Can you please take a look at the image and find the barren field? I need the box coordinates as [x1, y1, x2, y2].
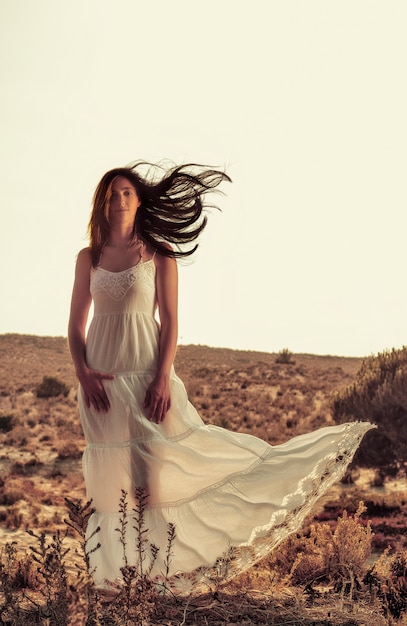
[1, 334, 406, 625]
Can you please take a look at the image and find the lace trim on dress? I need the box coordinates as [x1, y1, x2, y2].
[90, 260, 156, 301]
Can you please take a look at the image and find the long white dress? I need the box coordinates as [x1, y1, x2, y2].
[79, 258, 373, 593]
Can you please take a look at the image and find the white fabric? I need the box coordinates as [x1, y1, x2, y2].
[79, 259, 374, 593]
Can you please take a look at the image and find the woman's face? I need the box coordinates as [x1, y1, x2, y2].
[108, 176, 141, 224]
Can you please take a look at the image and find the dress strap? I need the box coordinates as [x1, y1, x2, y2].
[97, 247, 104, 267]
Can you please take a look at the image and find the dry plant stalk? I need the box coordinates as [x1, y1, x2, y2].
[270, 502, 373, 596]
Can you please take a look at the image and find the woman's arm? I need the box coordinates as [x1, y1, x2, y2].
[143, 253, 178, 423]
[68, 248, 114, 412]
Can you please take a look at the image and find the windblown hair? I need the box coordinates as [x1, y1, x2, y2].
[88, 161, 231, 267]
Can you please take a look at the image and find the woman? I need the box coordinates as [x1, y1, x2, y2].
[69, 161, 374, 593]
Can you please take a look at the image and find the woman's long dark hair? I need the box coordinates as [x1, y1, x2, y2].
[88, 161, 231, 267]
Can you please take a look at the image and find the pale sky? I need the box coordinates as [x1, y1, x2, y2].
[1, 0, 406, 357]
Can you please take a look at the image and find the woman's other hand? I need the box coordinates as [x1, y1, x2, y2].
[143, 373, 171, 423]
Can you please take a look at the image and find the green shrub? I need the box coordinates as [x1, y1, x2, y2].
[36, 376, 70, 399]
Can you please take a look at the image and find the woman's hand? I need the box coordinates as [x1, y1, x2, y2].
[143, 373, 171, 423]
[77, 367, 115, 412]
[69, 248, 115, 413]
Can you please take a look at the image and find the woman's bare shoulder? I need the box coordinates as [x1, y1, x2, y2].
[75, 247, 92, 270]
[153, 246, 177, 270]
[76, 247, 92, 261]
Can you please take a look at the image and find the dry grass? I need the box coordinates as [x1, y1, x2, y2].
[2, 499, 406, 625]
[1, 334, 407, 624]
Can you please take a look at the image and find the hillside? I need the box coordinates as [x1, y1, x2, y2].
[0, 335, 404, 543]
[0, 333, 363, 437]
[1, 335, 407, 625]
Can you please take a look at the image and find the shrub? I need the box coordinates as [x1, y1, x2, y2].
[0, 504, 23, 528]
[270, 502, 372, 595]
[212, 415, 230, 429]
[57, 442, 82, 460]
[0, 411, 17, 432]
[26, 529, 70, 624]
[0, 543, 36, 623]
[63, 490, 175, 624]
[275, 348, 296, 365]
[331, 347, 407, 473]
[10, 458, 43, 477]
[0, 488, 24, 506]
[36, 376, 70, 399]
[367, 550, 407, 619]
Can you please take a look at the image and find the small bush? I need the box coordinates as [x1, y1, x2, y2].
[0, 488, 25, 506]
[212, 415, 230, 429]
[270, 502, 372, 593]
[0, 411, 17, 432]
[0, 543, 37, 624]
[367, 550, 407, 619]
[36, 376, 70, 399]
[0, 504, 23, 528]
[56, 442, 82, 460]
[10, 458, 43, 477]
[275, 348, 296, 365]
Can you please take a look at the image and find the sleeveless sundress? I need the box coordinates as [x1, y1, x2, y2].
[78, 257, 374, 593]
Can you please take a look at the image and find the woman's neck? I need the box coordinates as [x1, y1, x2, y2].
[107, 225, 137, 248]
